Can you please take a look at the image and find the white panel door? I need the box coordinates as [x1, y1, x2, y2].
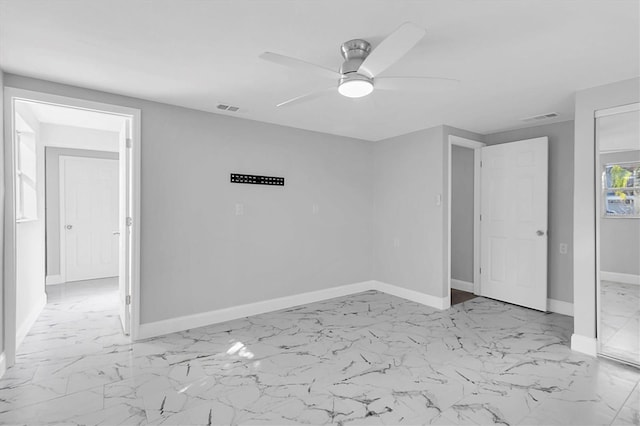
[118, 120, 131, 335]
[480, 137, 548, 311]
[62, 156, 119, 282]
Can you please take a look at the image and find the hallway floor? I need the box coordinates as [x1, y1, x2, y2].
[0, 280, 638, 425]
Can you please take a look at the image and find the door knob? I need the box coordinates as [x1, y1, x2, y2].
[113, 231, 120, 235]
[536, 230, 545, 236]
[66, 225, 73, 230]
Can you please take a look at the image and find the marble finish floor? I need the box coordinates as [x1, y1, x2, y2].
[601, 280, 640, 365]
[1, 281, 639, 425]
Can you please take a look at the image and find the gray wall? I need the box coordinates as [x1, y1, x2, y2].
[451, 145, 474, 283]
[373, 126, 446, 296]
[485, 120, 575, 303]
[599, 150, 640, 276]
[45, 148, 119, 277]
[5, 74, 374, 324]
[573, 77, 640, 340]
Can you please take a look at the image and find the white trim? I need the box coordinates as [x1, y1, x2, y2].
[138, 280, 449, 340]
[571, 333, 597, 357]
[138, 281, 376, 339]
[16, 292, 47, 351]
[3, 87, 142, 367]
[547, 298, 573, 316]
[600, 271, 640, 285]
[59, 156, 68, 283]
[594, 102, 640, 118]
[45, 274, 65, 285]
[451, 279, 474, 292]
[447, 135, 485, 308]
[373, 281, 449, 310]
[0, 353, 6, 380]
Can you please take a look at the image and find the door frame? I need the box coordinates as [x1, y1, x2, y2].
[3, 87, 142, 367]
[447, 135, 485, 307]
[594, 102, 640, 361]
[59, 155, 120, 283]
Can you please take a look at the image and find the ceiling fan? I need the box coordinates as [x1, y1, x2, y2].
[259, 22, 459, 107]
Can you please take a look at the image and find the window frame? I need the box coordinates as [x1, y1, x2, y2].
[15, 130, 38, 222]
[601, 160, 640, 219]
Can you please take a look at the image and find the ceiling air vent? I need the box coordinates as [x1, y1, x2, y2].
[217, 104, 240, 112]
[521, 112, 559, 122]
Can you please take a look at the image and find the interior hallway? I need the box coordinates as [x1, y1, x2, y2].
[0, 281, 638, 424]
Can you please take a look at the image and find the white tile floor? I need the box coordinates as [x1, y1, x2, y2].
[0, 279, 639, 425]
[601, 280, 640, 366]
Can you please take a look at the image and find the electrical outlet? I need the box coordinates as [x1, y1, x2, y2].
[393, 238, 400, 248]
[559, 243, 568, 254]
[312, 204, 319, 215]
[235, 203, 244, 216]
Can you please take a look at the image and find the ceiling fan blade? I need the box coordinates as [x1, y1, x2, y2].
[260, 52, 341, 79]
[375, 76, 459, 92]
[276, 87, 335, 107]
[358, 22, 426, 78]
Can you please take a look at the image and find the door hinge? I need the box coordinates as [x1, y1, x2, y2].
[480, 160, 483, 167]
[126, 295, 131, 305]
[480, 214, 482, 221]
[126, 217, 133, 226]
[126, 138, 132, 148]
[479, 267, 482, 274]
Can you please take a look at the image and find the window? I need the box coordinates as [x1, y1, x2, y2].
[602, 161, 640, 218]
[16, 131, 37, 221]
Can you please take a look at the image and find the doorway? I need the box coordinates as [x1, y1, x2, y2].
[3, 88, 141, 369]
[595, 102, 640, 367]
[448, 135, 550, 311]
[59, 156, 119, 282]
[448, 136, 484, 306]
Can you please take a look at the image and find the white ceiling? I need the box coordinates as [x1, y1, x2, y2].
[1, 0, 638, 141]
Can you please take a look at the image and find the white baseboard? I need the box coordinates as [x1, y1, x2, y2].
[138, 280, 376, 340]
[451, 279, 474, 293]
[46, 274, 65, 285]
[571, 333, 597, 357]
[16, 292, 47, 351]
[138, 280, 449, 340]
[0, 353, 6, 380]
[547, 298, 573, 316]
[600, 271, 640, 286]
[373, 281, 449, 310]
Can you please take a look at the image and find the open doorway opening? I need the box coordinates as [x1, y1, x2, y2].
[3, 89, 141, 370]
[447, 136, 484, 307]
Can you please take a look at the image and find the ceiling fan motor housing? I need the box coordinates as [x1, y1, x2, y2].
[339, 39, 371, 75]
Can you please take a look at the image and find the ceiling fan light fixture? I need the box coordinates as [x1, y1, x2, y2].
[338, 75, 374, 98]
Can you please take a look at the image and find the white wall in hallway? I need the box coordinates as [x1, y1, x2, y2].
[40, 123, 118, 152]
[14, 101, 47, 347]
